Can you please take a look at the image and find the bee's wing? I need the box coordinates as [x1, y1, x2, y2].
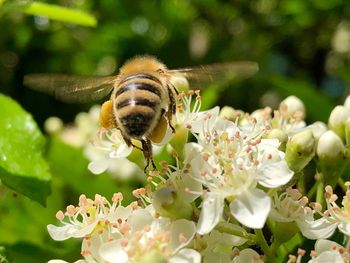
[167, 61, 259, 89]
[23, 74, 117, 103]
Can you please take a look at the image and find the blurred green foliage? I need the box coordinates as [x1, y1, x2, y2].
[2, 0, 349, 125]
[1, 0, 350, 262]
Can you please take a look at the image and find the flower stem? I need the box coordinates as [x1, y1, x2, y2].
[255, 229, 275, 263]
[316, 176, 324, 208]
[307, 180, 319, 200]
[215, 222, 256, 242]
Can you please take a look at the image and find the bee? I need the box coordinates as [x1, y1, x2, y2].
[24, 55, 258, 171]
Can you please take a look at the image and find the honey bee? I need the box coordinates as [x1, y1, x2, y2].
[24, 55, 258, 171]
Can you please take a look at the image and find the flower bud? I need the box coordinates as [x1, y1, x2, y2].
[317, 130, 347, 186]
[279, 96, 306, 119]
[219, 106, 244, 122]
[251, 107, 272, 124]
[44, 117, 63, 134]
[264, 128, 288, 151]
[317, 131, 345, 158]
[152, 188, 193, 219]
[328, 105, 350, 140]
[285, 130, 316, 172]
[307, 122, 328, 141]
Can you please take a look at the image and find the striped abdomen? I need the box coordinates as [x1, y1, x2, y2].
[113, 73, 165, 139]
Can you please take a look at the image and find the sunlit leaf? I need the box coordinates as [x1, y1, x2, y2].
[0, 94, 51, 205]
[23, 2, 97, 27]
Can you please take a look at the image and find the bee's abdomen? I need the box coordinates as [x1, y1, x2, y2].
[115, 80, 163, 139]
[118, 106, 156, 138]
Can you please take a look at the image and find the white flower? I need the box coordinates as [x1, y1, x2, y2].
[307, 122, 328, 141]
[246, 102, 306, 136]
[308, 239, 349, 263]
[98, 211, 200, 263]
[279, 96, 306, 119]
[49, 192, 199, 263]
[295, 210, 337, 240]
[270, 188, 309, 223]
[47, 193, 134, 241]
[324, 184, 350, 236]
[185, 114, 293, 233]
[269, 188, 337, 240]
[86, 128, 133, 174]
[59, 105, 100, 148]
[201, 229, 247, 263]
[232, 248, 264, 263]
[270, 189, 338, 240]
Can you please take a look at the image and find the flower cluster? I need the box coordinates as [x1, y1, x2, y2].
[47, 93, 350, 262]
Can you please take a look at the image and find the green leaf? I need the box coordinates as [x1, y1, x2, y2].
[0, 94, 51, 205]
[23, 2, 97, 27]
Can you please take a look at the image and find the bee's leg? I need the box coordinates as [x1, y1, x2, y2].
[123, 136, 143, 151]
[141, 139, 156, 172]
[167, 85, 177, 133]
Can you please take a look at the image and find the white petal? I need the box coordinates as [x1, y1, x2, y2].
[176, 172, 203, 202]
[308, 251, 344, 263]
[47, 224, 74, 241]
[338, 221, 350, 236]
[258, 139, 280, 150]
[258, 160, 294, 188]
[188, 107, 220, 134]
[296, 217, 337, 240]
[99, 240, 128, 263]
[169, 219, 196, 253]
[48, 260, 69, 263]
[88, 158, 109, 174]
[197, 193, 224, 235]
[314, 239, 342, 253]
[47, 223, 98, 241]
[169, 249, 201, 263]
[232, 248, 263, 263]
[229, 189, 271, 229]
[127, 208, 153, 232]
[109, 143, 132, 158]
[207, 229, 247, 246]
[184, 143, 202, 164]
[70, 221, 99, 239]
[47, 222, 97, 241]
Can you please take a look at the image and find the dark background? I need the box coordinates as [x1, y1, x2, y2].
[1, 0, 349, 127]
